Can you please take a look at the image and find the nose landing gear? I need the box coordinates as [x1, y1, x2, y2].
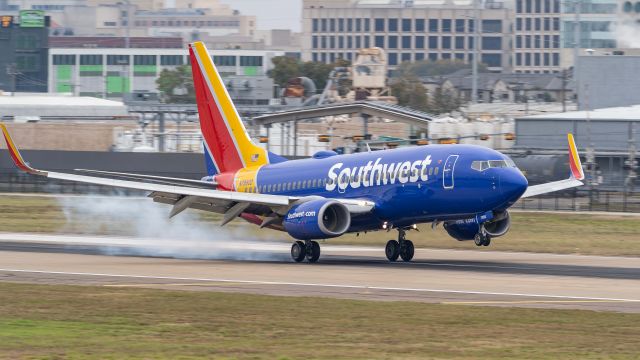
[385, 229, 414, 262]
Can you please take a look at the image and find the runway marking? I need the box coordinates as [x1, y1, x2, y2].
[1, 268, 640, 303]
[443, 300, 631, 305]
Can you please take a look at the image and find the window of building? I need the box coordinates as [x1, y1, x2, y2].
[525, 35, 531, 48]
[525, 53, 531, 66]
[329, 18, 335, 32]
[355, 36, 361, 48]
[516, 18, 522, 31]
[428, 36, 438, 49]
[107, 55, 129, 65]
[442, 53, 451, 60]
[553, 35, 559, 48]
[534, 35, 541, 48]
[321, 18, 327, 32]
[347, 36, 353, 48]
[364, 36, 370, 47]
[429, 19, 438, 32]
[134, 55, 156, 65]
[17, 55, 38, 70]
[482, 53, 501, 67]
[312, 36, 318, 49]
[388, 53, 398, 65]
[455, 19, 465, 32]
[516, 53, 522, 66]
[364, 18, 370, 32]
[401, 53, 411, 63]
[329, 36, 335, 48]
[356, 18, 361, 31]
[468, 19, 474, 32]
[321, 36, 327, 49]
[213, 55, 236, 66]
[534, 18, 541, 31]
[624, 1, 633, 12]
[455, 36, 465, 49]
[416, 19, 425, 32]
[526, 0, 532, 12]
[388, 18, 398, 32]
[535, 0, 542, 12]
[375, 18, 385, 31]
[416, 53, 425, 61]
[543, 35, 550, 48]
[543, 53, 550, 66]
[482, 37, 501, 50]
[482, 20, 502, 33]
[553, 17, 559, 31]
[468, 36, 474, 49]
[80, 55, 102, 65]
[429, 53, 438, 61]
[553, 0, 560, 12]
[402, 18, 412, 32]
[388, 35, 398, 48]
[455, 53, 465, 60]
[544, 0, 551, 13]
[525, 17, 531, 31]
[415, 36, 425, 48]
[339, 18, 346, 32]
[442, 36, 451, 49]
[375, 35, 384, 48]
[516, 0, 523, 13]
[552, 52, 559, 66]
[402, 36, 411, 49]
[338, 36, 344, 49]
[347, 18, 353, 31]
[544, 17, 550, 31]
[516, 35, 522, 48]
[240, 56, 262, 66]
[53, 55, 76, 65]
[442, 19, 451, 32]
[534, 53, 540, 66]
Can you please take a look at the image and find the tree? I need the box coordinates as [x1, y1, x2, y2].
[156, 65, 195, 103]
[389, 75, 430, 112]
[429, 87, 462, 114]
[395, 59, 488, 78]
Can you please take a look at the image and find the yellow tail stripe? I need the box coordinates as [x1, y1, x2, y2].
[192, 42, 268, 167]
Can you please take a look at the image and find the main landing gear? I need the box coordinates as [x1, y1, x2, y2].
[291, 240, 321, 263]
[385, 229, 414, 262]
[474, 232, 491, 247]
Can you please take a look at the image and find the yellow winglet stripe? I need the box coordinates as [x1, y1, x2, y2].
[567, 133, 584, 181]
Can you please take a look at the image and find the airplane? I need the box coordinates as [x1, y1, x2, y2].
[0, 41, 585, 263]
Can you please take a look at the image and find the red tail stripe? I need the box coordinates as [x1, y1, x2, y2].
[189, 47, 244, 173]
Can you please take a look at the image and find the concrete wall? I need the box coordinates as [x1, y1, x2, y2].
[578, 56, 640, 110]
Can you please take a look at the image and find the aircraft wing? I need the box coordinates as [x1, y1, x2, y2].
[1, 124, 374, 220]
[520, 133, 585, 198]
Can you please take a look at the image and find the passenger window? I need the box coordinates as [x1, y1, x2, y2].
[434, 167, 439, 175]
[429, 167, 433, 175]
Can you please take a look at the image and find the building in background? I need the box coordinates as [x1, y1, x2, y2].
[512, 0, 562, 73]
[302, 0, 512, 72]
[577, 55, 640, 110]
[0, 9, 49, 92]
[48, 41, 283, 100]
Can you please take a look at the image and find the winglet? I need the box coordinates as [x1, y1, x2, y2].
[567, 133, 584, 181]
[0, 123, 46, 175]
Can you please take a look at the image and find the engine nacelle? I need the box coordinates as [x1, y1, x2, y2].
[443, 211, 511, 241]
[283, 199, 351, 240]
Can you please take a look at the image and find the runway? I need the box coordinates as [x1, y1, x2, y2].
[0, 232, 639, 313]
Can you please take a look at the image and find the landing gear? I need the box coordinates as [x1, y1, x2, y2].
[291, 241, 306, 262]
[306, 241, 321, 263]
[386, 229, 415, 262]
[474, 233, 491, 247]
[291, 240, 321, 263]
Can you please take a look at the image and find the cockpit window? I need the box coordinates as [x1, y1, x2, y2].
[471, 159, 517, 172]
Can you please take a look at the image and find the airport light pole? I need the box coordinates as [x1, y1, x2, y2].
[471, 0, 480, 104]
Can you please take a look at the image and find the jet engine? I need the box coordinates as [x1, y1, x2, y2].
[283, 199, 351, 240]
[443, 211, 511, 241]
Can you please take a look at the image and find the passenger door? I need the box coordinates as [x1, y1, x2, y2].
[443, 154, 459, 189]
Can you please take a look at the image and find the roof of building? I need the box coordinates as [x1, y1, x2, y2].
[420, 71, 572, 91]
[49, 36, 183, 49]
[0, 93, 127, 118]
[517, 104, 640, 121]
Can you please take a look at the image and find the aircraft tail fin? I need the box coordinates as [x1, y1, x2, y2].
[188, 41, 269, 173]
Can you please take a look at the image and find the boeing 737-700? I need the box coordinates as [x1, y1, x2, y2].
[0, 41, 585, 263]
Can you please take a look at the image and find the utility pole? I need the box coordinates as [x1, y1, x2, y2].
[561, 68, 568, 112]
[124, 0, 131, 49]
[471, 0, 480, 104]
[573, 0, 581, 108]
[6, 64, 19, 96]
[625, 123, 637, 194]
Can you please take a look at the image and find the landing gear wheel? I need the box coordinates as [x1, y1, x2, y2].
[291, 241, 306, 262]
[474, 233, 491, 247]
[385, 240, 400, 262]
[399, 240, 415, 262]
[306, 241, 321, 263]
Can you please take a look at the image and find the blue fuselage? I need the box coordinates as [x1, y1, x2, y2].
[253, 144, 528, 233]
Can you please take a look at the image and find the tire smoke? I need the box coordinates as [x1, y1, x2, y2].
[56, 196, 290, 261]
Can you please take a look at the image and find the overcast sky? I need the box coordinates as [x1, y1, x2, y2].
[219, 0, 303, 32]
